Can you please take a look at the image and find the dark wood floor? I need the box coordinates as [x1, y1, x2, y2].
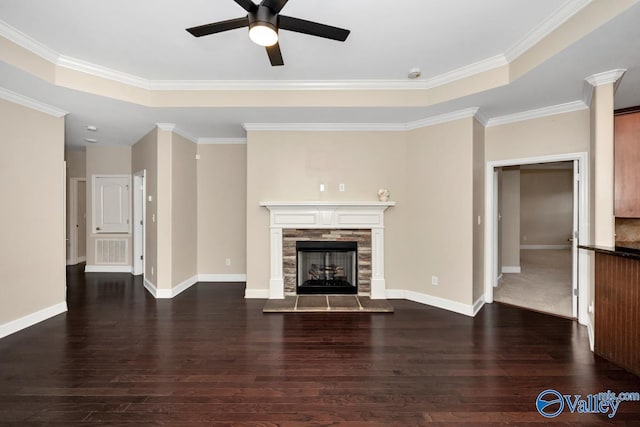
[0, 265, 639, 425]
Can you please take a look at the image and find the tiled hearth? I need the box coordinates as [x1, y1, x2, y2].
[260, 201, 395, 299]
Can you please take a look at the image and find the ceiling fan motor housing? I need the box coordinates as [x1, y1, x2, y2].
[249, 6, 279, 34]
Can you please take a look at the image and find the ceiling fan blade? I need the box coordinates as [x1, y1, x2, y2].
[266, 43, 284, 66]
[279, 15, 350, 41]
[186, 17, 249, 37]
[234, 0, 258, 12]
[261, 0, 289, 13]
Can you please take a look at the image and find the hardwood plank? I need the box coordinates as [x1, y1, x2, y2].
[0, 264, 637, 424]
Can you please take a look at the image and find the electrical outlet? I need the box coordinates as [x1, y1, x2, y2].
[339, 183, 346, 192]
[151, 266, 154, 276]
[319, 184, 325, 192]
[225, 258, 231, 267]
[431, 276, 439, 286]
[523, 235, 527, 241]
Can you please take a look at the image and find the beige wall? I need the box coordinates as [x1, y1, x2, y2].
[64, 149, 86, 261]
[85, 145, 132, 267]
[472, 119, 485, 302]
[520, 169, 573, 245]
[0, 98, 66, 326]
[486, 109, 590, 162]
[197, 144, 247, 275]
[246, 130, 409, 295]
[132, 128, 158, 284]
[405, 118, 476, 304]
[171, 133, 197, 286]
[500, 169, 520, 270]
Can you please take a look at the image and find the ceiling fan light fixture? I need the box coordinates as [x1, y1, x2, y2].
[249, 22, 278, 46]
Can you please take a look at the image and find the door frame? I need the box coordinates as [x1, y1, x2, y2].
[69, 177, 87, 265]
[484, 152, 589, 325]
[132, 170, 146, 276]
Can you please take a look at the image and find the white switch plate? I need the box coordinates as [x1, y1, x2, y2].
[225, 258, 231, 266]
[319, 184, 325, 192]
[431, 276, 439, 286]
[339, 183, 345, 192]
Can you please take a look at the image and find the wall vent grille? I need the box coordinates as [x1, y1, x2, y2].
[95, 238, 128, 265]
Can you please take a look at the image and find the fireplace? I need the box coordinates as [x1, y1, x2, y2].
[296, 241, 357, 294]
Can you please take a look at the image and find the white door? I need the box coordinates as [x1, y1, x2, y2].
[571, 160, 580, 318]
[93, 175, 130, 233]
[132, 172, 145, 276]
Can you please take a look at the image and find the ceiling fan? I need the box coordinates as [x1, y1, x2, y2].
[186, 0, 350, 66]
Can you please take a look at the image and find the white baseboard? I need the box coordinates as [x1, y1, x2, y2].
[502, 266, 521, 274]
[496, 274, 504, 286]
[245, 289, 269, 299]
[386, 289, 480, 317]
[197, 274, 247, 282]
[85, 265, 132, 273]
[0, 302, 67, 339]
[143, 276, 197, 299]
[585, 316, 594, 352]
[520, 244, 571, 250]
[172, 275, 198, 298]
[472, 296, 485, 316]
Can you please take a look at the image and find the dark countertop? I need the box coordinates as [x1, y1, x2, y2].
[579, 242, 640, 260]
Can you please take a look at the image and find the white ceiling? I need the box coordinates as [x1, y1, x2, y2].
[1, 0, 639, 149]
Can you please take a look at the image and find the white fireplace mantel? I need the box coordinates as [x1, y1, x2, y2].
[260, 201, 395, 299]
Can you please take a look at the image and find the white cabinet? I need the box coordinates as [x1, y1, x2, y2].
[92, 175, 130, 233]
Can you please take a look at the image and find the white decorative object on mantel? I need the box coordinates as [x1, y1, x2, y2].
[259, 201, 395, 300]
[377, 189, 390, 202]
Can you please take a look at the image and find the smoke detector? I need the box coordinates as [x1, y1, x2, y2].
[408, 67, 422, 79]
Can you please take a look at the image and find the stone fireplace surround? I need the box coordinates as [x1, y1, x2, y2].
[260, 201, 395, 299]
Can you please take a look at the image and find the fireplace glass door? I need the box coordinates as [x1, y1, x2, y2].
[296, 241, 357, 294]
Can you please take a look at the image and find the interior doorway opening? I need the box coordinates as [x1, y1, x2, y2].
[68, 177, 87, 265]
[494, 162, 575, 318]
[485, 153, 589, 325]
[132, 171, 146, 276]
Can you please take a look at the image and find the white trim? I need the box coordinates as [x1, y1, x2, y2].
[197, 137, 247, 145]
[197, 274, 247, 282]
[485, 152, 590, 325]
[244, 108, 481, 133]
[0, 87, 68, 118]
[57, 55, 150, 90]
[0, 19, 59, 63]
[132, 171, 146, 276]
[501, 266, 521, 274]
[156, 123, 176, 131]
[504, 0, 592, 62]
[585, 315, 594, 352]
[69, 177, 87, 266]
[171, 275, 199, 298]
[426, 55, 507, 89]
[143, 278, 173, 299]
[245, 289, 269, 299]
[405, 108, 479, 130]
[486, 101, 587, 127]
[585, 69, 626, 87]
[472, 296, 485, 316]
[150, 79, 428, 91]
[144, 278, 159, 297]
[172, 127, 198, 144]
[520, 244, 571, 250]
[385, 289, 482, 317]
[243, 122, 406, 132]
[85, 265, 132, 273]
[0, 302, 67, 339]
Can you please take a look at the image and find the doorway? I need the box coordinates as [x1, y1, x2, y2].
[494, 163, 574, 317]
[69, 178, 87, 265]
[485, 153, 589, 325]
[132, 171, 146, 276]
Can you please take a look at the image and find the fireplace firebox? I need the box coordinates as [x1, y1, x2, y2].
[296, 241, 357, 294]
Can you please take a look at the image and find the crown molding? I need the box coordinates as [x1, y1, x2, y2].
[486, 101, 588, 127]
[427, 55, 507, 89]
[0, 19, 59, 63]
[244, 108, 481, 133]
[504, 0, 592, 62]
[197, 137, 247, 145]
[156, 123, 175, 131]
[0, 87, 67, 117]
[585, 69, 627, 87]
[150, 79, 428, 91]
[405, 108, 480, 130]
[243, 122, 406, 132]
[57, 56, 150, 89]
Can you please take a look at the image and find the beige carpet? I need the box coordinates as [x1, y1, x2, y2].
[263, 295, 394, 313]
[494, 249, 573, 318]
